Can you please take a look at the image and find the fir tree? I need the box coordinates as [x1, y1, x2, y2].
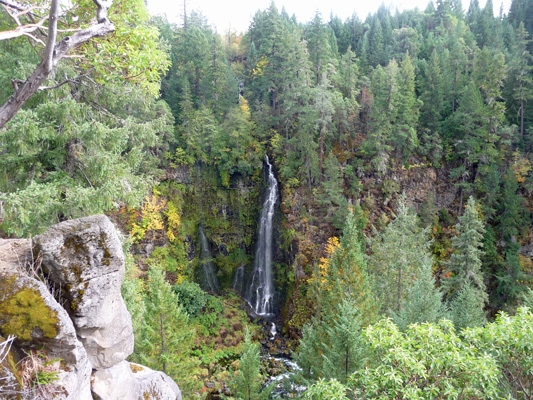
[495, 169, 528, 306]
[294, 299, 366, 386]
[442, 197, 488, 306]
[321, 300, 367, 384]
[369, 194, 433, 315]
[393, 264, 447, 331]
[449, 283, 486, 330]
[138, 265, 199, 394]
[231, 328, 271, 400]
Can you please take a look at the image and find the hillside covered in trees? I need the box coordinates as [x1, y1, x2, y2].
[1, 0, 533, 398]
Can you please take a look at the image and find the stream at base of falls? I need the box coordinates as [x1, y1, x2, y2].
[259, 320, 305, 399]
[263, 356, 305, 399]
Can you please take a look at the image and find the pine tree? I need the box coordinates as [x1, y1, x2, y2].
[442, 197, 488, 306]
[508, 22, 533, 148]
[393, 264, 447, 331]
[294, 299, 366, 386]
[369, 194, 433, 315]
[232, 328, 271, 400]
[138, 265, 199, 394]
[449, 283, 486, 330]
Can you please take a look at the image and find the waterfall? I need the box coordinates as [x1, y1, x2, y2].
[245, 155, 278, 317]
[232, 265, 245, 295]
[198, 226, 219, 293]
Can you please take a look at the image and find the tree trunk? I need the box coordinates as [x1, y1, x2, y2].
[397, 267, 402, 312]
[520, 98, 525, 146]
[0, 0, 114, 130]
[452, 68, 458, 113]
[160, 313, 166, 373]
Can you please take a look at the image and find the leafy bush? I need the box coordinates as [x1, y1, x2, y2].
[463, 307, 533, 399]
[172, 281, 207, 317]
[194, 295, 224, 335]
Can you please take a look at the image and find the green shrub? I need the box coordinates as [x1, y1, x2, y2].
[172, 281, 207, 317]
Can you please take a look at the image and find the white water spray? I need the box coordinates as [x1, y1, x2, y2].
[245, 155, 278, 317]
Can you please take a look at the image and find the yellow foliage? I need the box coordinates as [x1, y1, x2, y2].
[165, 201, 181, 243]
[130, 194, 166, 242]
[309, 237, 340, 291]
[252, 55, 268, 77]
[512, 152, 531, 183]
[239, 97, 250, 116]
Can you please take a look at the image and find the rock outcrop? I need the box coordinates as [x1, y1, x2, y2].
[0, 239, 92, 400]
[33, 215, 133, 370]
[91, 361, 182, 400]
[0, 216, 181, 400]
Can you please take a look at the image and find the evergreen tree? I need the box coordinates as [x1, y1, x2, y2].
[306, 12, 335, 84]
[138, 265, 199, 394]
[369, 17, 385, 66]
[311, 206, 377, 324]
[369, 194, 433, 315]
[509, 0, 533, 51]
[319, 153, 348, 228]
[393, 264, 447, 331]
[322, 300, 366, 384]
[449, 283, 487, 330]
[365, 63, 396, 173]
[495, 169, 528, 306]
[394, 54, 420, 160]
[294, 299, 367, 386]
[507, 22, 533, 149]
[442, 197, 488, 306]
[231, 328, 271, 400]
[419, 50, 444, 134]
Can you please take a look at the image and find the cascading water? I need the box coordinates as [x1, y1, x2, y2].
[198, 226, 219, 293]
[245, 155, 278, 317]
[232, 265, 246, 295]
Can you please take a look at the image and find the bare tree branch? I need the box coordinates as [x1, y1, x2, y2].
[0, 0, 115, 130]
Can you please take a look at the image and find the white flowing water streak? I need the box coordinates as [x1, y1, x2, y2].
[232, 265, 246, 294]
[266, 357, 305, 398]
[199, 226, 219, 293]
[270, 323, 277, 340]
[246, 155, 278, 317]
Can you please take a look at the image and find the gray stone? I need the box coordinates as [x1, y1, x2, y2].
[0, 239, 92, 400]
[33, 215, 133, 369]
[91, 361, 182, 400]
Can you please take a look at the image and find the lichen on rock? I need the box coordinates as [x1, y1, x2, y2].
[0, 278, 59, 341]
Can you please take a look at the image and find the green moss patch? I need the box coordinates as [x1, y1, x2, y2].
[0, 276, 59, 341]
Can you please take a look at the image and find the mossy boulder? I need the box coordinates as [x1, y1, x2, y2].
[33, 215, 133, 370]
[0, 239, 93, 400]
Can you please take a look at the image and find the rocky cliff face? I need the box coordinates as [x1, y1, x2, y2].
[0, 215, 181, 400]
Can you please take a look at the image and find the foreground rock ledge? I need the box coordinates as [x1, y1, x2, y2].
[91, 361, 182, 400]
[0, 215, 181, 399]
[34, 215, 133, 370]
